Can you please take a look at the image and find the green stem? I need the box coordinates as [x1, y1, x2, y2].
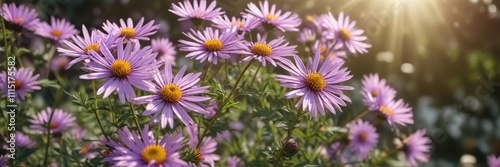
[92, 80, 110, 141]
[200, 61, 211, 82]
[273, 108, 305, 167]
[196, 60, 254, 148]
[248, 64, 262, 88]
[340, 109, 370, 127]
[129, 102, 142, 137]
[43, 80, 64, 166]
[107, 98, 115, 123]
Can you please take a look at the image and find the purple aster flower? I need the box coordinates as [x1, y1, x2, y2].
[204, 101, 219, 119]
[1, 3, 40, 31]
[50, 56, 69, 72]
[169, 0, 224, 22]
[0, 68, 41, 100]
[35, 17, 78, 42]
[313, 40, 346, 63]
[186, 126, 221, 167]
[134, 61, 210, 128]
[403, 129, 431, 167]
[0, 155, 6, 167]
[58, 25, 118, 69]
[361, 73, 396, 110]
[151, 38, 177, 65]
[276, 50, 353, 117]
[240, 34, 296, 67]
[104, 125, 187, 167]
[378, 98, 414, 128]
[227, 156, 242, 167]
[102, 17, 159, 41]
[29, 107, 75, 134]
[320, 142, 342, 160]
[298, 28, 316, 44]
[80, 40, 156, 104]
[244, 0, 301, 32]
[346, 119, 378, 160]
[211, 15, 260, 32]
[179, 27, 245, 64]
[488, 155, 500, 167]
[15, 132, 36, 148]
[321, 12, 371, 54]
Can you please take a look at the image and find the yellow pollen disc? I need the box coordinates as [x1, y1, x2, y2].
[193, 149, 204, 163]
[51, 30, 62, 37]
[160, 84, 182, 103]
[13, 18, 25, 24]
[265, 14, 277, 21]
[339, 28, 351, 41]
[320, 55, 326, 61]
[251, 43, 272, 57]
[305, 15, 315, 22]
[379, 105, 394, 116]
[371, 90, 379, 97]
[358, 132, 367, 142]
[141, 145, 167, 164]
[14, 80, 22, 90]
[204, 39, 223, 52]
[319, 45, 326, 53]
[120, 27, 135, 39]
[230, 21, 243, 28]
[84, 43, 99, 53]
[305, 72, 326, 92]
[110, 60, 131, 78]
[79, 145, 89, 155]
[49, 122, 58, 129]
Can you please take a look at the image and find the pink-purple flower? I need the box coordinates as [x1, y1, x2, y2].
[321, 12, 371, 54]
[403, 129, 431, 167]
[244, 0, 301, 32]
[35, 17, 78, 42]
[0, 67, 40, 100]
[361, 73, 396, 110]
[151, 38, 177, 65]
[29, 107, 75, 134]
[346, 119, 379, 160]
[169, 0, 223, 22]
[186, 126, 220, 167]
[378, 98, 414, 128]
[240, 34, 297, 67]
[102, 17, 159, 42]
[488, 154, 500, 167]
[211, 15, 260, 32]
[1, 3, 40, 31]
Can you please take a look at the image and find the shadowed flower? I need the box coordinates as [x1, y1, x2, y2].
[361, 73, 396, 110]
[346, 120, 379, 160]
[80, 40, 156, 104]
[276, 50, 353, 117]
[240, 34, 296, 67]
[211, 15, 260, 32]
[152, 38, 177, 65]
[134, 61, 210, 128]
[15, 132, 36, 148]
[227, 156, 242, 167]
[50, 56, 69, 72]
[104, 125, 187, 167]
[298, 28, 316, 44]
[321, 12, 371, 54]
[186, 126, 220, 167]
[169, 0, 223, 22]
[0, 155, 6, 167]
[179, 27, 245, 64]
[29, 107, 75, 134]
[0, 68, 41, 100]
[103, 17, 159, 41]
[35, 17, 78, 42]
[488, 155, 500, 167]
[313, 40, 346, 63]
[244, 0, 301, 32]
[402, 130, 431, 167]
[1, 3, 40, 31]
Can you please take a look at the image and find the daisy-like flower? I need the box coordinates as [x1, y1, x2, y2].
[29, 107, 75, 134]
[134, 61, 210, 128]
[1, 3, 40, 31]
[241, 34, 296, 67]
[186, 126, 220, 167]
[102, 17, 159, 41]
[211, 15, 260, 32]
[377, 97, 414, 128]
[0, 68, 41, 100]
[361, 73, 396, 110]
[80, 40, 156, 104]
[276, 50, 353, 117]
[50, 56, 69, 72]
[320, 142, 342, 160]
[169, 0, 223, 22]
[313, 40, 346, 63]
[179, 27, 245, 64]
[104, 125, 187, 167]
[346, 120, 379, 160]
[321, 12, 371, 54]
[227, 156, 242, 167]
[401, 129, 431, 167]
[244, 0, 301, 32]
[58, 25, 118, 69]
[488, 155, 500, 167]
[35, 17, 78, 42]
[15, 132, 36, 148]
[298, 28, 316, 44]
[151, 38, 177, 65]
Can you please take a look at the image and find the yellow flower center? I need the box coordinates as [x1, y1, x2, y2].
[51, 30, 62, 37]
[79, 145, 89, 155]
[110, 60, 131, 79]
[141, 145, 167, 164]
[49, 122, 58, 129]
[13, 18, 25, 24]
[84, 43, 99, 54]
[251, 43, 272, 57]
[371, 90, 379, 97]
[379, 105, 393, 116]
[14, 80, 22, 90]
[265, 14, 277, 21]
[160, 84, 182, 103]
[204, 39, 223, 52]
[358, 132, 367, 142]
[305, 72, 326, 92]
[230, 21, 243, 28]
[120, 27, 135, 39]
[305, 15, 315, 22]
[339, 28, 351, 41]
[193, 149, 204, 163]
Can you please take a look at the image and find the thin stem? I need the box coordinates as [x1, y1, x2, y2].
[248, 64, 262, 88]
[92, 80, 110, 141]
[196, 60, 254, 148]
[129, 102, 142, 137]
[45, 45, 56, 79]
[200, 62, 211, 82]
[43, 80, 64, 166]
[273, 108, 304, 167]
[340, 109, 370, 127]
[107, 98, 115, 124]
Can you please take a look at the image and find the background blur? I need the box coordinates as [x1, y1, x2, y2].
[6, 0, 500, 166]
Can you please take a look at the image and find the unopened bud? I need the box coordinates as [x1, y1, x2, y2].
[282, 139, 299, 157]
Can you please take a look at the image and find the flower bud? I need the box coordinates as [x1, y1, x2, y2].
[282, 139, 299, 157]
